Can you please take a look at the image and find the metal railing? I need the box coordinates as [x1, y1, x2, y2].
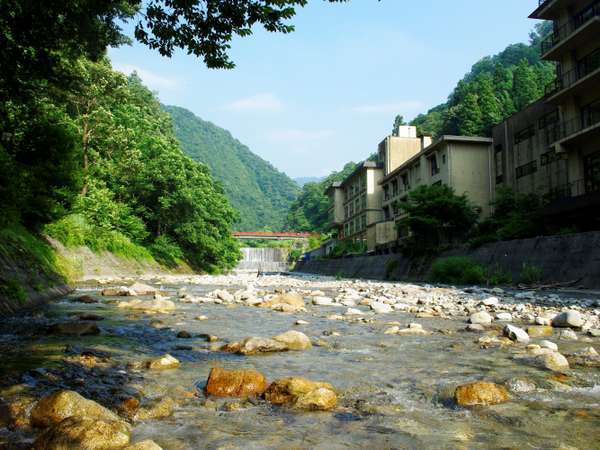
[545, 52, 600, 96]
[540, 1, 600, 54]
[545, 111, 600, 143]
[544, 178, 590, 203]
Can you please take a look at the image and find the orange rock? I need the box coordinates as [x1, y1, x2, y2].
[264, 377, 337, 410]
[454, 382, 509, 407]
[205, 368, 268, 398]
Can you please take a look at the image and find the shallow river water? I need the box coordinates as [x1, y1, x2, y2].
[1, 274, 599, 449]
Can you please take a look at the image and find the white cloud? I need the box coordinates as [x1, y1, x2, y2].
[266, 128, 334, 142]
[350, 100, 424, 114]
[223, 93, 284, 112]
[112, 63, 178, 91]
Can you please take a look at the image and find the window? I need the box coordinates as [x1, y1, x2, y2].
[361, 215, 367, 230]
[516, 161, 537, 179]
[392, 202, 399, 217]
[540, 150, 566, 166]
[383, 206, 391, 220]
[514, 125, 535, 144]
[354, 198, 360, 212]
[538, 110, 559, 130]
[383, 184, 390, 201]
[344, 205, 349, 219]
[429, 155, 440, 176]
[361, 195, 366, 209]
[495, 145, 504, 184]
[414, 163, 421, 183]
[401, 173, 409, 190]
[391, 180, 398, 196]
[442, 154, 446, 164]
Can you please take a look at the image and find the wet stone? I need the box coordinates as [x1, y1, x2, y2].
[454, 382, 510, 407]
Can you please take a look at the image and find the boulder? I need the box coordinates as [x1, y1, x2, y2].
[539, 340, 558, 351]
[469, 311, 492, 325]
[534, 352, 570, 371]
[32, 417, 130, 450]
[312, 296, 334, 306]
[482, 297, 499, 306]
[146, 354, 180, 370]
[128, 282, 156, 296]
[495, 312, 512, 321]
[213, 289, 234, 303]
[176, 331, 192, 339]
[134, 397, 175, 421]
[48, 322, 100, 336]
[260, 292, 305, 309]
[117, 298, 176, 313]
[264, 377, 337, 411]
[101, 287, 129, 296]
[559, 329, 578, 340]
[552, 310, 584, 328]
[370, 302, 393, 314]
[205, 368, 268, 398]
[503, 325, 530, 344]
[345, 308, 363, 316]
[527, 326, 553, 338]
[454, 382, 509, 407]
[30, 390, 122, 428]
[238, 337, 288, 355]
[272, 330, 312, 351]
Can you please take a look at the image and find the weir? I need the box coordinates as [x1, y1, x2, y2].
[236, 247, 289, 273]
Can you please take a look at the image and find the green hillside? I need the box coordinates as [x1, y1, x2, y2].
[164, 106, 300, 231]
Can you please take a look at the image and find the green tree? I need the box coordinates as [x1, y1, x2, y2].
[399, 184, 479, 256]
[477, 74, 503, 135]
[513, 58, 541, 110]
[392, 114, 407, 135]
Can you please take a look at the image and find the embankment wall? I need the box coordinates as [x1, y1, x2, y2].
[294, 231, 600, 288]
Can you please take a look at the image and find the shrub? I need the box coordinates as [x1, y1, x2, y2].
[520, 263, 542, 284]
[430, 257, 487, 285]
[385, 259, 400, 280]
[149, 236, 184, 268]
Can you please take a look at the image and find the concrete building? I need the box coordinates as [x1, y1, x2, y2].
[492, 0, 600, 227]
[378, 136, 494, 249]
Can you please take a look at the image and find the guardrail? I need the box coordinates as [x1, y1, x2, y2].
[540, 1, 600, 54]
[545, 112, 600, 143]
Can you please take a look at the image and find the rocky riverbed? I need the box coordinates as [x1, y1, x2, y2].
[1, 273, 599, 449]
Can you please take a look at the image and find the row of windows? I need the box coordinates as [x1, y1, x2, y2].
[382, 156, 447, 202]
[343, 214, 367, 236]
[513, 109, 559, 145]
[495, 145, 567, 183]
[516, 161, 537, 179]
[345, 177, 366, 199]
[344, 195, 367, 219]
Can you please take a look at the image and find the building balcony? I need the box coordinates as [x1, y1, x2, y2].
[545, 52, 600, 101]
[540, 1, 600, 60]
[530, 0, 559, 19]
[542, 178, 600, 216]
[546, 110, 600, 146]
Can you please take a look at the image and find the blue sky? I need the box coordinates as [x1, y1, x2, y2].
[109, 0, 542, 179]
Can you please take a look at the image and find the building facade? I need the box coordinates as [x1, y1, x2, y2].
[492, 0, 600, 227]
[378, 136, 493, 249]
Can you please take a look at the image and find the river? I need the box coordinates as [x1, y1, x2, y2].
[0, 273, 599, 449]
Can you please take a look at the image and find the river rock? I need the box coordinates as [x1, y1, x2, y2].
[33, 417, 130, 450]
[205, 368, 268, 397]
[345, 308, 363, 316]
[495, 312, 512, 321]
[503, 325, 529, 344]
[505, 378, 536, 393]
[384, 326, 400, 334]
[31, 390, 122, 428]
[128, 282, 156, 296]
[295, 320, 309, 325]
[588, 329, 600, 337]
[260, 292, 305, 310]
[101, 286, 129, 296]
[72, 295, 98, 304]
[482, 297, 499, 306]
[238, 337, 288, 355]
[552, 310, 584, 328]
[124, 440, 163, 450]
[264, 377, 337, 411]
[534, 352, 570, 371]
[213, 289, 234, 303]
[48, 322, 100, 336]
[540, 340, 558, 351]
[370, 302, 393, 314]
[312, 296, 334, 306]
[134, 397, 175, 421]
[273, 330, 312, 350]
[454, 382, 509, 407]
[559, 329, 578, 340]
[469, 311, 492, 325]
[176, 330, 192, 339]
[527, 326, 553, 337]
[117, 298, 176, 313]
[146, 354, 180, 370]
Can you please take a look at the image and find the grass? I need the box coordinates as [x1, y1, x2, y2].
[429, 256, 514, 286]
[45, 214, 154, 262]
[520, 263, 542, 284]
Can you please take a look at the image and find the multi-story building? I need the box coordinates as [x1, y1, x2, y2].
[503, 0, 600, 225]
[378, 136, 494, 249]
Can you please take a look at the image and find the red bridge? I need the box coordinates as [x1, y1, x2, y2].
[232, 231, 315, 241]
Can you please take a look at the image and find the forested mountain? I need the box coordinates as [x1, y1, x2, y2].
[285, 162, 358, 232]
[295, 177, 323, 187]
[410, 22, 554, 137]
[165, 106, 300, 231]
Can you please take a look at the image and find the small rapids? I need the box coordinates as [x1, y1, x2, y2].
[0, 274, 599, 449]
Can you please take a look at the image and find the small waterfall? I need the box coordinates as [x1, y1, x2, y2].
[236, 247, 289, 273]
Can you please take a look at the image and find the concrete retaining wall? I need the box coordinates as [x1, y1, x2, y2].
[294, 231, 600, 288]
